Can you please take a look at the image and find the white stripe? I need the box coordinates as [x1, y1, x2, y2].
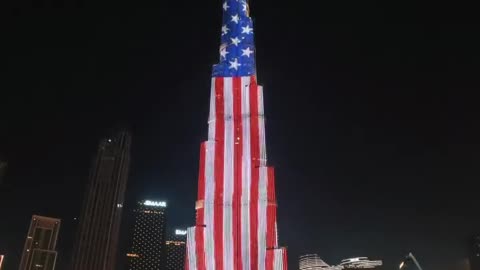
[205, 76, 217, 270]
[208, 77, 216, 141]
[257, 166, 268, 270]
[273, 249, 282, 270]
[258, 86, 267, 166]
[204, 141, 216, 270]
[187, 227, 197, 270]
[241, 76, 252, 270]
[223, 77, 234, 270]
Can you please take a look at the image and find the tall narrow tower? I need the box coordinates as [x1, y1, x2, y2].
[185, 1, 288, 269]
[71, 130, 131, 270]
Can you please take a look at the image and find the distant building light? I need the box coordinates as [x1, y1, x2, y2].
[175, 229, 187, 235]
[108, 139, 112, 142]
[126, 253, 140, 258]
[144, 200, 166, 207]
[117, 203, 123, 208]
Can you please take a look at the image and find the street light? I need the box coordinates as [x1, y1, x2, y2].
[399, 252, 423, 270]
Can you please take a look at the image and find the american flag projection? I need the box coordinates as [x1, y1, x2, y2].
[185, 0, 288, 269]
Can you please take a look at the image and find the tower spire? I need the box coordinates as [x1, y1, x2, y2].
[212, 0, 256, 77]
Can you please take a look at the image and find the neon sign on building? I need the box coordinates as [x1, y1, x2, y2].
[143, 200, 167, 207]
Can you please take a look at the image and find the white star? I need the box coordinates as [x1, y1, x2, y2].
[231, 37, 241, 46]
[222, 25, 229, 35]
[243, 3, 248, 12]
[241, 25, 253, 34]
[242, 47, 253, 57]
[231, 14, 240, 24]
[223, 1, 229, 10]
[220, 47, 229, 59]
[229, 58, 241, 70]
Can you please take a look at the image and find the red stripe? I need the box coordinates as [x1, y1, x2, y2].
[196, 226, 206, 270]
[214, 77, 225, 270]
[266, 249, 274, 270]
[197, 142, 206, 225]
[232, 77, 243, 270]
[266, 167, 276, 268]
[283, 248, 288, 270]
[249, 80, 260, 270]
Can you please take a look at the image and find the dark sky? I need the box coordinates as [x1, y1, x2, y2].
[2, 1, 480, 270]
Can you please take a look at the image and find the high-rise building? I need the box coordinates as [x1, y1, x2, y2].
[126, 200, 167, 270]
[71, 130, 131, 270]
[470, 236, 480, 270]
[299, 254, 341, 270]
[0, 160, 7, 185]
[18, 215, 61, 270]
[165, 229, 187, 270]
[185, 0, 288, 269]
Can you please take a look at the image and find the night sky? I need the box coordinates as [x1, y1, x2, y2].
[2, 1, 480, 270]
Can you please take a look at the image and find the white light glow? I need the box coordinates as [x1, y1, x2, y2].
[175, 229, 187, 235]
[144, 200, 166, 207]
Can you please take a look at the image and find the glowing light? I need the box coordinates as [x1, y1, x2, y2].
[126, 253, 139, 258]
[144, 200, 166, 207]
[175, 229, 187, 235]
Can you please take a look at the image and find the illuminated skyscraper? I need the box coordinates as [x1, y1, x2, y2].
[126, 200, 167, 270]
[185, 0, 288, 269]
[18, 215, 61, 270]
[71, 130, 131, 270]
[165, 229, 187, 270]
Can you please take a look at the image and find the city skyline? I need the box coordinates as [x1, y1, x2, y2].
[2, 0, 480, 270]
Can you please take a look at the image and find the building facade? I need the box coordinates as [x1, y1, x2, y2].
[184, 0, 288, 269]
[339, 257, 382, 270]
[18, 215, 61, 270]
[299, 254, 342, 270]
[71, 130, 131, 270]
[165, 229, 187, 270]
[126, 200, 167, 270]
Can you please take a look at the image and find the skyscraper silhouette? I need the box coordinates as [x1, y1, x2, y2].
[71, 129, 131, 270]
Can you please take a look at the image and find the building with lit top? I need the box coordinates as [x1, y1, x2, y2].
[126, 200, 167, 270]
[18, 215, 61, 270]
[71, 129, 131, 270]
[165, 229, 187, 270]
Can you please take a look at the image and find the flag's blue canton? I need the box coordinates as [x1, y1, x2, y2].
[212, 0, 255, 77]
